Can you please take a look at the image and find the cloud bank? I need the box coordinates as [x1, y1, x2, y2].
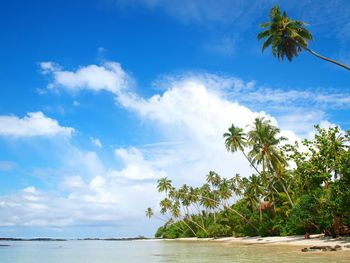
[0, 60, 337, 236]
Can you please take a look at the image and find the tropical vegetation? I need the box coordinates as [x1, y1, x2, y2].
[147, 119, 350, 238]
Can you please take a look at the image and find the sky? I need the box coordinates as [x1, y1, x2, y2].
[0, 0, 349, 238]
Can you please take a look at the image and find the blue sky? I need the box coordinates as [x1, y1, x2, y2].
[0, 0, 349, 238]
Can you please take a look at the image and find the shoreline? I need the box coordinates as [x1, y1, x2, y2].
[170, 234, 350, 252]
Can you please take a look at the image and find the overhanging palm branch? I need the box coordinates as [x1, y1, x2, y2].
[258, 6, 350, 71]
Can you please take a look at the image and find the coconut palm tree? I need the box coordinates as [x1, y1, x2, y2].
[199, 182, 259, 232]
[206, 171, 221, 188]
[248, 117, 286, 173]
[157, 177, 172, 197]
[224, 124, 261, 175]
[229, 173, 244, 197]
[248, 117, 294, 207]
[218, 178, 233, 202]
[145, 207, 154, 219]
[258, 6, 350, 71]
[243, 175, 265, 221]
[200, 183, 219, 223]
[159, 198, 172, 215]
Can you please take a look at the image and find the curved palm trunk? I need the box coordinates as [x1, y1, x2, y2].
[181, 218, 197, 237]
[303, 46, 350, 71]
[201, 195, 258, 232]
[278, 179, 294, 208]
[268, 166, 295, 208]
[189, 217, 209, 235]
[242, 150, 261, 175]
[194, 203, 206, 231]
[183, 206, 209, 236]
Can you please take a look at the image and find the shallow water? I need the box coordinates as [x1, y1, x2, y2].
[0, 240, 349, 263]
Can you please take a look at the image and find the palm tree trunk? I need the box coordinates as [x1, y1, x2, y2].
[242, 151, 261, 175]
[278, 179, 294, 208]
[303, 46, 350, 71]
[181, 218, 197, 237]
[188, 193, 258, 231]
[190, 217, 209, 235]
[195, 203, 206, 231]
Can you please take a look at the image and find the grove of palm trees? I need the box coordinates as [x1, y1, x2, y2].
[147, 118, 350, 238]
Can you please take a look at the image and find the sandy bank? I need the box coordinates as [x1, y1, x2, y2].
[171, 234, 350, 251]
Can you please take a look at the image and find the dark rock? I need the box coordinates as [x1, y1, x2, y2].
[301, 245, 341, 252]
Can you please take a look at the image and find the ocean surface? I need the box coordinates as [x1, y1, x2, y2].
[0, 240, 349, 263]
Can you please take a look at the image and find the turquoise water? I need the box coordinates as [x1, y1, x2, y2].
[0, 240, 349, 262]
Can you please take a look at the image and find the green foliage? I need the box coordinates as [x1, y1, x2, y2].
[155, 226, 165, 238]
[148, 123, 350, 238]
[257, 6, 350, 71]
[258, 6, 312, 61]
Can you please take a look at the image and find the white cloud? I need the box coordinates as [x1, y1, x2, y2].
[0, 112, 74, 138]
[41, 61, 131, 94]
[39, 61, 61, 74]
[115, 74, 298, 186]
[2, 61, 341, 235]
[276, 111, 325, 139]
[0, 146, 161, 229]
[91, 137, 103, 148]
[113, 147, 167, 180]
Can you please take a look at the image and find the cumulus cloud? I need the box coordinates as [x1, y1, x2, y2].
[112, 147, 167, 180]
[0, 145, 160, 230]
[40, 61, 131, 94]
[0, 112, 74, 138]
[2, 60, 338, 235]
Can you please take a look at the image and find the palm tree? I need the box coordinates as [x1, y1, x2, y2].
[229, 173, 244, 197]
[198, 182, 259, 232]
[248, 117, 294, 207]
[200, 183, 219, 223]
[178, 184, 210, 236]
[145, 207, 154, 219]
[218, 178, 233, 202]
[159, 198, 172, 215]
[258, 6, 350, 71]
[206, 171, 221, 188]
[171, 200, 197, 237]
[248, 117, 286, 173]
[157, 177, 172, 196]
[223, 124, 261, 175]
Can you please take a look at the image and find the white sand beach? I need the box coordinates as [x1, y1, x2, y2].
[173, 234, 350, 252]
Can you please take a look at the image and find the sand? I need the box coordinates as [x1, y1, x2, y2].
[172, 234, 350, 251]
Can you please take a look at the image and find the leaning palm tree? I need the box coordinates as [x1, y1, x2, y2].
[258, 6, 350, 71]
[224, 124, 261, 175]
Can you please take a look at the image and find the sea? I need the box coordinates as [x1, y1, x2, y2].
[1, 240, 350, 263]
